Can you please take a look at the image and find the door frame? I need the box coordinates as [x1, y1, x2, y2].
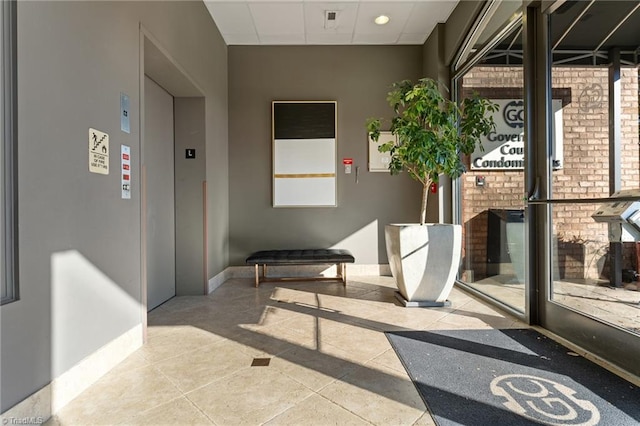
[138, 26, 207, 341]
[524, 3, 640, 377]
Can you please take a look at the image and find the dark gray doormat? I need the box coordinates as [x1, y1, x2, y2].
[386, 329, 640, 426]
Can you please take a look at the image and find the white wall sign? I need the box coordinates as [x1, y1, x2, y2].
[121, 145, 131, 199]
[89, 128, 109, 175]
[471, 99, 563, 170]
[369, 131, 393, 172]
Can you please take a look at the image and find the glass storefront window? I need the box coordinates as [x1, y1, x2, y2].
[456, 22, 526, 313]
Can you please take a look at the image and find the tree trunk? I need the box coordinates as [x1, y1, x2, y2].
[420, 180, 431, 225]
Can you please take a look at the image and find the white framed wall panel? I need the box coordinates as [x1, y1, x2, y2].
[272, 101, 337, 207]
[369, 131, 394, 172]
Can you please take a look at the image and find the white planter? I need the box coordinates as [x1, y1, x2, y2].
[385, 223, 462, 307]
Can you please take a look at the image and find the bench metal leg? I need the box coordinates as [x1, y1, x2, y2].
[341, 263, 347, 285]
[254, 264, 260, 288]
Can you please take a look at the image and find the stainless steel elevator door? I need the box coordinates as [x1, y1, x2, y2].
[144, 76, 176, 310]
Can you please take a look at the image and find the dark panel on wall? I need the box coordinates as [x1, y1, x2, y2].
[273, 102, 336, 139]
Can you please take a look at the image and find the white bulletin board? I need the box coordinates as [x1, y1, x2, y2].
[369, 131, 394, 172]
[272, 101, 337, 207]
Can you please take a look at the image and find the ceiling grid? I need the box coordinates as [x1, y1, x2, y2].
[204, 0, 459, 45]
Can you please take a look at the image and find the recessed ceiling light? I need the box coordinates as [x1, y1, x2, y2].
[374, 15, 390, 25]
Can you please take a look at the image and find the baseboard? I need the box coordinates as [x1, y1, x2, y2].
[51, 324, 143, 412]
[207, 268, 231, 293]
[348, 264, 391, 276]
[1, 324, 143, 422]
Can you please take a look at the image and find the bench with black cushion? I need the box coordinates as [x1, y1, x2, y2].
[245, 249, 355, 287]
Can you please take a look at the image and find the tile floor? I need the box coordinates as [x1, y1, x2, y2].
[48, 276, 527, 425]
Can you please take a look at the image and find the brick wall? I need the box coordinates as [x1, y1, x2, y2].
[461, 66, 639, 281]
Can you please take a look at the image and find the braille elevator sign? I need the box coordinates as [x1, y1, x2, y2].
[89, 128, 109, 175]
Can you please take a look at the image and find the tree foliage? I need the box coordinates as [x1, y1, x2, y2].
[367, 78, 498, 224]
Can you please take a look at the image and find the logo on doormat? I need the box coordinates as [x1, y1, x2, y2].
[490, 374, 600, 425]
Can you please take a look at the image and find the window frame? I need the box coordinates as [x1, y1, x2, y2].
[2, 0, 19, 305]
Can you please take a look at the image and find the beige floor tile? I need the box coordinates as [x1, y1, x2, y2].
[186, 367, 314, 425]
[159, 296, 220, 313]
[277, 312, 353, 340]
[427, 316, 497, 330]
[319, 363, 426, 426]
[226, 326, 317, 357]
[193, 305, 281, 332]
[40, 275, 640, 426]
[269, 345, 361, 391]
[211, 289, 279, 310]
[239, 303, 316, 330]
[253, 321, 321, 346]
[153, 341, 254, 393]
[53, 365, 182, 425]
[412, 411, 437, 426]
[433, 303, 521, 329]
[317, 283, 381, 300]
[139, 326, 226, 364]
[146, 324, 182, 340]
[108, 350, 151, 377]
[267, 286, 324, 305]
[314, 297, 392, 323]
[264, 394, 372, 425]
[362, 306, 451, 332]
[314, 322, 392, 362]
[122, 397, 213, 425]
[367, 348, 407, 374]
[352, 289, 399, 305]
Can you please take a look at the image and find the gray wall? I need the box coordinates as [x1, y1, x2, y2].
[423, 24, 450, 84]
[1, 1, 227, 412]
[443, 0, 485, 67]
[228, 45, 432, 266]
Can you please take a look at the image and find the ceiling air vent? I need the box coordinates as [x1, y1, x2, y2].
[325, 10, 339, 29]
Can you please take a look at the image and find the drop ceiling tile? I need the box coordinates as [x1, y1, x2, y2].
[398, 33, 428, 44]
[304, 2, 358, 35]
[352, 32, 400, 44]
[258, 33, 308, 44]
[249, 3, 305, 35]
[204, 2, 256, 35]
[354, 2, 414, 34]
[204, 0, 462, 45]
[306, 33, 354, 44]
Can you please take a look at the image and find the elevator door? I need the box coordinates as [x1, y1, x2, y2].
[144, 76, 176, 310]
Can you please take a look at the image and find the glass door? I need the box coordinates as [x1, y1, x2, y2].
[533, 1, 640, 376]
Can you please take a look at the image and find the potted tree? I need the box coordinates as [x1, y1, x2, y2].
[367, 78, 497, 306]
